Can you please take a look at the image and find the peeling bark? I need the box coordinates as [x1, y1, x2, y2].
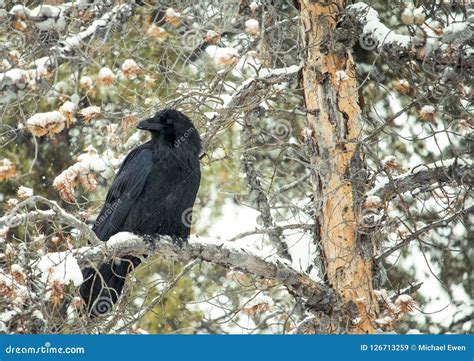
[298, 0, 377, 333]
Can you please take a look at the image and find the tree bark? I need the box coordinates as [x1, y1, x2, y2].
[298, 0, 377, 333]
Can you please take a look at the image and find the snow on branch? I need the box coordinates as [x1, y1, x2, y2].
[347, 2, 412, 52]
[0, 3, 135, 98]
[0, 195, 101, 246]
[1, 193, 339, 313]
[368, 158, 473, 201]
[7, 1, 94, 32]
[73, 231, 339, 313]
[347, 2, 473, 66]
[201, 64, 302, 152]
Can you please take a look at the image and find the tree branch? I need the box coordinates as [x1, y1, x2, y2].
[368, 158, 473, 202]
[375, 205, 473, 262]
[0, 3, 135, 97]
[346, 2, 473, 69]
[73, 232, 341, 313]
[200, 65, 302, 153]
[1, 195, 101, 246]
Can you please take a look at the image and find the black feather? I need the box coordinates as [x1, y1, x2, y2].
[80, 109, 201, 317]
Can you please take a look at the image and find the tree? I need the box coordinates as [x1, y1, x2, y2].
[0, 0, 472, 334]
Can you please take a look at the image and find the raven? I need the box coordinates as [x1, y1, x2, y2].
[80, 109, 201, 317]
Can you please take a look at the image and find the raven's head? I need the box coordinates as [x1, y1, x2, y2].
[137, 109, 201, 152]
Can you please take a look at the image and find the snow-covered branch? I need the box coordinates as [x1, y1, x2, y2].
[1, 195, 101, 246]
[201, 65, 302, 152]
[347, 2, 473, 67]
[368, 159, 473, 201]
[7, 1, 95, 32]
[74, 231, 340, 313]
[347, 3, 412, 53]
[0, 3, 135, 98]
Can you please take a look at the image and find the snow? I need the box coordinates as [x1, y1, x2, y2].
[443, 22, 469, 43]
[348, 3, 412, 50]
[244, 19, 260, 36]
[36, 252, 83, 286]
[79, 76, 93, 88]
[1, 68, 27, 88]
[17, 186, 33, 198]
[53, 145, 111, 200]
[375, 315, 393, 325]
[211, 148, 226, 160]
[97, 67, 115, 82]
[76, 146, 107, 173]
[336, 70, 348, 82]
[420, 105, 435, 113]
[206, 46, 240, 66]
[32, 310, 44, 321]
[106, 232, 141, 248]
[0, 309, 17, 323]
[79, 106, 101, 120]
[381, 155, 397, 167]
[26, 111, 66, 136]
[57, 4, 132, 52]
[9, 4, 67, 31]
[0, 158, 13, 172]
[396, 294, 413, 303]
[121, 59, 140, 74]
[401, 7, 414, 25]
[249, 1, 260, 11]
[365, 195, 382, 207]
[60, 101, 76, 114]
[259, 65, 301, 78]
[9, 5, 30, 17]
[165, 7, 181, 18]
[413, 7, 425, 24]
[0, 272, 13, 289]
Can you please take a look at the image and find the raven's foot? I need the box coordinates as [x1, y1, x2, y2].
[142, 234, 156, 249]
[170, 235, 187, 248]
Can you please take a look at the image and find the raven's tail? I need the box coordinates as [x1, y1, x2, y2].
[79, 256, 141, 317]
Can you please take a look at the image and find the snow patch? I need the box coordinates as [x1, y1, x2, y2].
[36, 252, 83, 286]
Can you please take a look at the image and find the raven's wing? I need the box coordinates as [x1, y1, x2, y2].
[92, 143, 154, 241]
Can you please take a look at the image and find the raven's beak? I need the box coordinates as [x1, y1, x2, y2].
[137, 118, 164, 131]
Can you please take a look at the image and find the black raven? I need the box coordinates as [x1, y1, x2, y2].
[80, 109, 201, 317]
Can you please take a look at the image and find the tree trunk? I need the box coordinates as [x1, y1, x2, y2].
[298, 0, 377, 333]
